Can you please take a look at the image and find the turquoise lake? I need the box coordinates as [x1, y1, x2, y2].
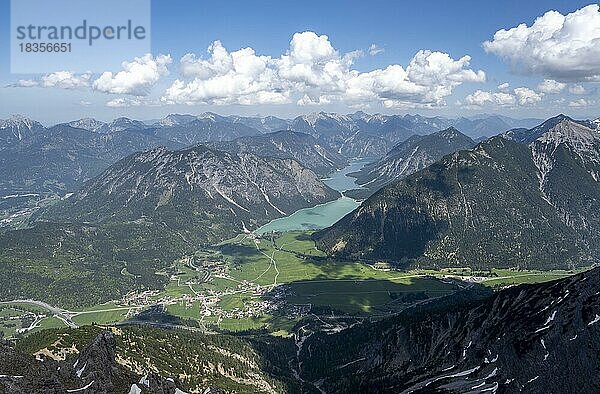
[255, 158, 372, 234]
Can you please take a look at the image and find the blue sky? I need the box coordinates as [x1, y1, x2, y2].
[0, 0, 598, 124]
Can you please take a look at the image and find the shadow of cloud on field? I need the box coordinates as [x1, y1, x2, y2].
[263, 277, 462, 315]
[217, 244, 262, 260]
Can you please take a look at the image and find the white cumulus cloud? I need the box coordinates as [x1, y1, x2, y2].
[94, 54, 172, 96]
[11, 79, 39, 88]
[483, 4, 600, 81]
[163, 31, 485, 108]
[164, 40, 287, 105]
[537, 79, 565, 94]
[569, 84, 586, 95]
[464, 86, 544, 107]
[464, 89, 516, 107]
[514, 87, 543, 105]
[497, 82, 510, 92]
[106, 97, 143, 107]
[10, 71, 91, 89]
[106, 97, 161, 107]
[568, 98, 596, 107]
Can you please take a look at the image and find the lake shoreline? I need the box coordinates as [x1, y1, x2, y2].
[255, 158, 373, 234]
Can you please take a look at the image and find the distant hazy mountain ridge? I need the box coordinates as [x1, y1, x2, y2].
[210, 130, 347, 176]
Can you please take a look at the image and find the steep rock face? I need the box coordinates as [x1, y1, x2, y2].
[210, 130, 347, 176]
[351, 128, 475, 193]
[315, 119, 600, 270]
[299, 268, 600, 393]
[40, 145, 339, 243]
[336, 132, 390, 158]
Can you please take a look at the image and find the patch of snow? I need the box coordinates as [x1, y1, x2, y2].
[2, 193, 39, 199]
[139, 375, 150, 387]
[480, 382, 499, 393]
[128, 384, 142, 394]
[588, 314, 600, 326]
[544, 310, 557, 325]
[66, 380, 95, 392]
[541, 339, 549, 361]
[526, 376, 539, 384]
[483, 367, 498, 380]
[76, 362, 86, 378]
[462, 340, 472, 358]
[534, 325, 550, 333]
[423, 366, 480, 388]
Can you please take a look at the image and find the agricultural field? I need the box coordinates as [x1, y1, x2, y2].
[4, 230, 590, 339]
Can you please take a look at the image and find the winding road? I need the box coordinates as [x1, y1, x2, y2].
[0, 299, 78, 328]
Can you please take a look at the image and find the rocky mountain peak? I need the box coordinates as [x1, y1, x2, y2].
[40, 143, 339, 243]
[106, 117, 147, 132]
[1, 114, 40, 129]
[538, 118, 599, 144]
[67, 117, 107, 132]
[437, 126, 463, 140]
[155, 114, 198, 127]
[0, 114, 45, 143]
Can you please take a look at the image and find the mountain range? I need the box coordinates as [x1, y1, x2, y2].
[0, 123, 182, 196]
[315, 118, 600, 270]
[209, 130, 347, 176]
[39, 145, 339, 244]
[347, 127, 476, 198]
[0, 115, 45, 146]
[0, 112, 546, 197]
